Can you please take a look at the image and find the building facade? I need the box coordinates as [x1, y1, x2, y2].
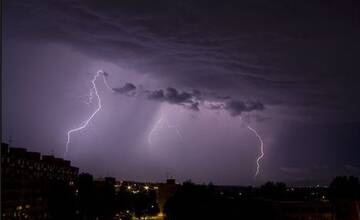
[1, 143, 79, 220]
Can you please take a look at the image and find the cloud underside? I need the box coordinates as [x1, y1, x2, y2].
[109, 77, 265, 115]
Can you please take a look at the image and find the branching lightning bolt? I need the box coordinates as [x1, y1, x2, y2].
[246, 125, 264, 178]
[148, 115, 164, 145]
[148, 109, 183, 145]
[66, 70, 264, 178]
[102, 74, 114, 92]
[238, 116, 264, 178]
[65, 70, 109, 157]
[166, 122, 183, 141]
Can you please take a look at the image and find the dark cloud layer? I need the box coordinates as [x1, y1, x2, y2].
[111, 79, 264, 115]
[145, 87, 199, 111]
[5, 0, 360, 122]
[112, 83, 136, 95]
[226, 101, 265, 116]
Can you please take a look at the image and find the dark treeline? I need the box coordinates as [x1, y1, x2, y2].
[3, 173, 360, 220]
[164, 176, 360, 220]
[3, 144, 359, 220]
[45, 173, 159, 220]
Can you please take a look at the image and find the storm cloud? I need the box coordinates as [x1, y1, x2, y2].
[4, 0, 360, 184]
[112, 83, 136, 95]
[226, 101, 265, 116]
[110, 80, 265, 115]
[5, 0, 360, 122]
[145, 87, 200, 111]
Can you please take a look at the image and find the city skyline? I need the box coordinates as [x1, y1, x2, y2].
[2, 0, 360, 185]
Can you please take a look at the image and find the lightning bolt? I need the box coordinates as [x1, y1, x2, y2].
[237, 116, 264, 177]
[102, 73, 114, 92]
[246, 125, 264, 178]
[66, 70, 263, 177]
[65, 70, 109, 157]
[148, 108, 183, 145]
[166, 122, 183, 141]
[148, 114, 164, 145]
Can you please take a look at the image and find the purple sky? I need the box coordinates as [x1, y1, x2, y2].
[2, 0, 360, 185]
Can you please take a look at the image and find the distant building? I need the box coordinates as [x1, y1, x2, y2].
[1, 143, 79, 220]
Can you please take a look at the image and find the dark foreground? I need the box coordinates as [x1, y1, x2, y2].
[2, 143, 360, 220]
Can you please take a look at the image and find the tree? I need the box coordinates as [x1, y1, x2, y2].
[78, 173, 95, 218]
[329, 176, 360, 200]
[260, 181, 287, 200]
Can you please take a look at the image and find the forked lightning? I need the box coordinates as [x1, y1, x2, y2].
[65, 70, 110, 157]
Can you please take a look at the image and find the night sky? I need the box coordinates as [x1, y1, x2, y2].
[2, 0, 360, 185]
